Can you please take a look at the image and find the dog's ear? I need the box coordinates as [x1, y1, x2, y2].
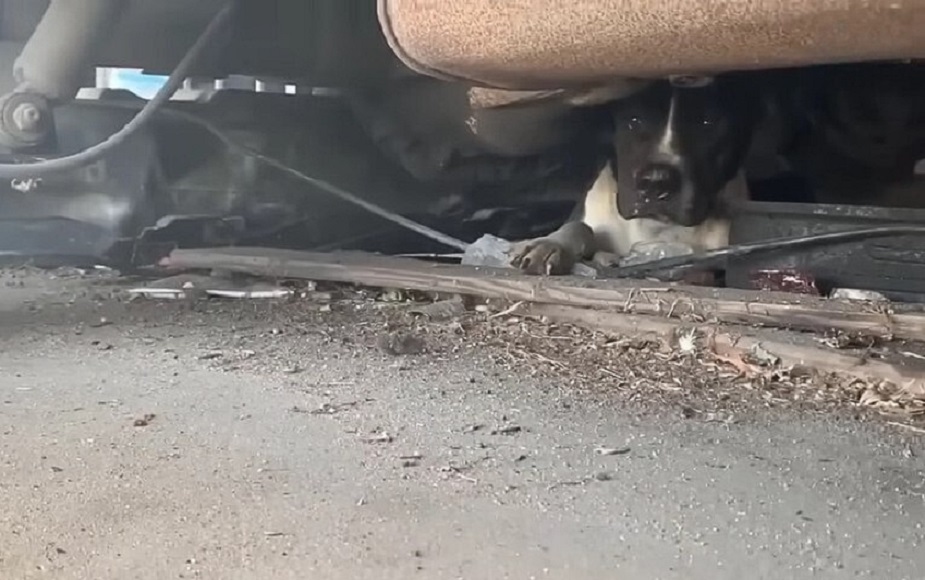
[667, 75, 715, 88]
[466, 79, 654, 110]
[467, 87, 568, 109]
[561, 80, 654, 106]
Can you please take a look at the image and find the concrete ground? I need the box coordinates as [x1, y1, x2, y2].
[0, 268, 924, 580]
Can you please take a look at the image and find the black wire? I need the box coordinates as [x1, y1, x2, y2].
[610, 225, 925, 278]
[74, 99, 471, 251]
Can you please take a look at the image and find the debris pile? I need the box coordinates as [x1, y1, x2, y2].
[104, 245, 925, 430]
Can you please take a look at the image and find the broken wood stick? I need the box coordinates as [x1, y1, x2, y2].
[526, 303, 925, 392]
[166, 247, 925, 341]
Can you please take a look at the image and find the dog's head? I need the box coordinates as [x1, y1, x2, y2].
[612, 75, 760, 227]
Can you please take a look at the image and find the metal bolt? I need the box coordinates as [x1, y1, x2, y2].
[11, 102, 42, 133]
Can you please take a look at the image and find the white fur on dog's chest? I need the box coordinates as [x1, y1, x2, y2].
[580, 162, 731, 257]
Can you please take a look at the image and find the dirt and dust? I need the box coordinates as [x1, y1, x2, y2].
[1, 266, 924, 579]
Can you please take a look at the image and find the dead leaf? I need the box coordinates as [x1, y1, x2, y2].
[748, 344, 781, 367]
[859, 384, 890, 407]
[488, 301, 525, 320]
[857, 382, 925, 416]
[712, 351, 762, 378]
[819, 330, 878, 350]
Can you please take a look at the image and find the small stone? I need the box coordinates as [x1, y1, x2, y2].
[133, 413, 156, 427]
[376, 332, 425, 356]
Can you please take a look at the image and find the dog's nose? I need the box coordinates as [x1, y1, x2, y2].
[635, 164, 682, 199]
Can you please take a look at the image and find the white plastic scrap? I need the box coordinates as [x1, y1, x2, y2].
[830, 288, 889, 302]
[128, 274, 292, 300]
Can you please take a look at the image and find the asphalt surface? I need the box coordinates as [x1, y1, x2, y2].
[1, 269, 924, 579]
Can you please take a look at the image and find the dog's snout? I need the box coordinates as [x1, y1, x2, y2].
[635, 164, 682, 199]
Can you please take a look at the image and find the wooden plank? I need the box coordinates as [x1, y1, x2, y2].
[166, 247, 925, 341]
[527, 304, 925, 393]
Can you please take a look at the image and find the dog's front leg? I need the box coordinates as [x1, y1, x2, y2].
[508, 220, 596, 275]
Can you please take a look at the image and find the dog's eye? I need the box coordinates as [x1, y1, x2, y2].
[700, 113, 723, 128]
[626, 117, 643, 131]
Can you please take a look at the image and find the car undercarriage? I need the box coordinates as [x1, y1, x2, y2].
[0, 1, 924, 299]
[5, 6, 925, 575]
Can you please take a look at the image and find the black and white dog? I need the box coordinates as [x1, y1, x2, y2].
[508, 64, 925, 276]
[509, 74, 765, 275]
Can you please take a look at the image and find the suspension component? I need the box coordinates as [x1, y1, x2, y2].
[0, 0, 124, 150]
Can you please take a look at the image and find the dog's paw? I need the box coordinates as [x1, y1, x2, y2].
[591, 251, 622, 269]
[508, 238, 575, 275]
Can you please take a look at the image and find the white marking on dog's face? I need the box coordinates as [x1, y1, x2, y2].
[650, 94, 693, 208]
[658, 77, 716, 167]
[655, 96, 681, 164]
